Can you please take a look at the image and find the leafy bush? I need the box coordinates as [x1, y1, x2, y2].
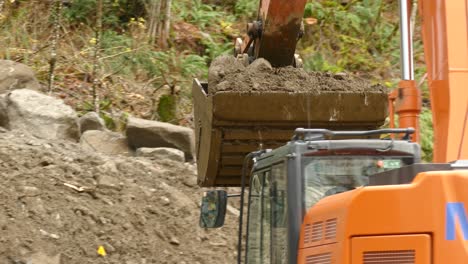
[63, 0, 146, 28]
[300, 0, 402, 76]
[174, 0, 224, 30]
[234, 0, 259, 18]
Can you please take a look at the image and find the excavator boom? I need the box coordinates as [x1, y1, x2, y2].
[253, 0, 307, 67]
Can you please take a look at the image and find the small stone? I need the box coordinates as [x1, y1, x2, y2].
[136, 147, 185, 162]
[79, 112, 106, 134]
[0, 60, 41, 93]
[103, 242, 115, 253]
[160, 196, 170, 206]
[97, 174, 120, 190]
[20, 186, 40, 197]
[247, 58, 272, 72]
[170, 237, 180, 246]
[182, 175, 197, 187]
[39, 229, 60, 239]
[209, 241, 227, 246]
[80, 130, 131, 156]
[126, 117, 195, 161]
[226, 204, 240, 217]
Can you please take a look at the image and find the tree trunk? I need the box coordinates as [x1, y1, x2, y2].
[48, 0, 63, 93]
[159, 0, 171, 48]
[92, 0, 103, 113]
[147, 0, 161, 45]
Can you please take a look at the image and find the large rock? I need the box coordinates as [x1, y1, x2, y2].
[0, 94, 8, 129]
[0, 60, 40, 93]
[6, 89, 79, 140]
[136, 147, 185, 162]
[126, 117, 195, 161]
[79, 112, 106, 134]
[80, 130, 131, 156]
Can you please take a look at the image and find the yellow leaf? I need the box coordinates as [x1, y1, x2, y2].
[97, 246, 107, 257]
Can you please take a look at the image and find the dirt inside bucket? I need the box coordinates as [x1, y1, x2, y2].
[208, 55, 387, 94]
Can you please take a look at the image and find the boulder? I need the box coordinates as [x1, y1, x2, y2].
[126, 117, 195, 161]
[136, 147, 185, 162]
[79, 112, 106, 134]
[0, 94, 8, 129]
[0, 60, 40, 93]
[6, 89, 79, 140]
[80, 130, 131, 156]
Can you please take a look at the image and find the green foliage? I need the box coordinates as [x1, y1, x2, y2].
[420, 108, 434, 162]
[172, 0, 235, 62]
[300, 0, 401, 76]
[63, 0, 145, 27]
[88, 30, 208, 86]
[201, 36, 233, 62]
[145, 49, 207, 85]
[157, 94, 176, 122]
[174, 0, 224, 30]
[234, 0, 259, 18]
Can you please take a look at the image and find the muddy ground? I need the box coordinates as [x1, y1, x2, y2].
[0, 128, 238, 264]
[208, 55, 386, 94]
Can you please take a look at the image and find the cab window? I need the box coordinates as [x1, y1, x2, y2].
[246, 162, 288, 264]
[303, 156, 411, 209]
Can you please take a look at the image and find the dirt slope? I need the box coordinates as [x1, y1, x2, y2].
[0, 129, 238, 264]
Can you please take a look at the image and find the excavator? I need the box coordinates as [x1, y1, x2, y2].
[195, 0, 468, 263]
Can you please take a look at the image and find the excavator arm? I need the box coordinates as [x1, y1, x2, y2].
[389, 0, 468, 162]
[235, 0, 307, 67]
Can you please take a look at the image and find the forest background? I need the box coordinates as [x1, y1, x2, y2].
[0, 0, 433, 160]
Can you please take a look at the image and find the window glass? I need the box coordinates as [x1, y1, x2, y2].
[303, 156, 409, 209]
[271, 163, 288, 264]
[262, 172, 271, 263]
[247, 163, 287, 264]
[246, 173, 262, 264]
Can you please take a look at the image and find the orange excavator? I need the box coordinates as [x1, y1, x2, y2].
[196, 0, 468, 263]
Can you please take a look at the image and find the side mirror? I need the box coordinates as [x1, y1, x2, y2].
[199, 190, 227, 228]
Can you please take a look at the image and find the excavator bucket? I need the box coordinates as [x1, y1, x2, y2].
[193, 0, 389, 187]
[193, 79, 389, 187]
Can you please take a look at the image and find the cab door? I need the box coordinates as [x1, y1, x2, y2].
[245, 170, 272, 264]
[245, 162, 288, 264]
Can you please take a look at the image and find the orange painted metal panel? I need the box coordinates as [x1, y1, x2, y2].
[351, 234, 431, 264]
[299, 171, 468, 263]
[298, 243, 338, 264]
[419, 0, 468, 162]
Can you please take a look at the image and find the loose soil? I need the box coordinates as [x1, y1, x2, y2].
[0, 129, 238, 264]
[208, 55, 387, 94]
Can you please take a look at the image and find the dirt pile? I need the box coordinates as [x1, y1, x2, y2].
[208, 56, 386, 94]
[0, 129, 238, 264]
